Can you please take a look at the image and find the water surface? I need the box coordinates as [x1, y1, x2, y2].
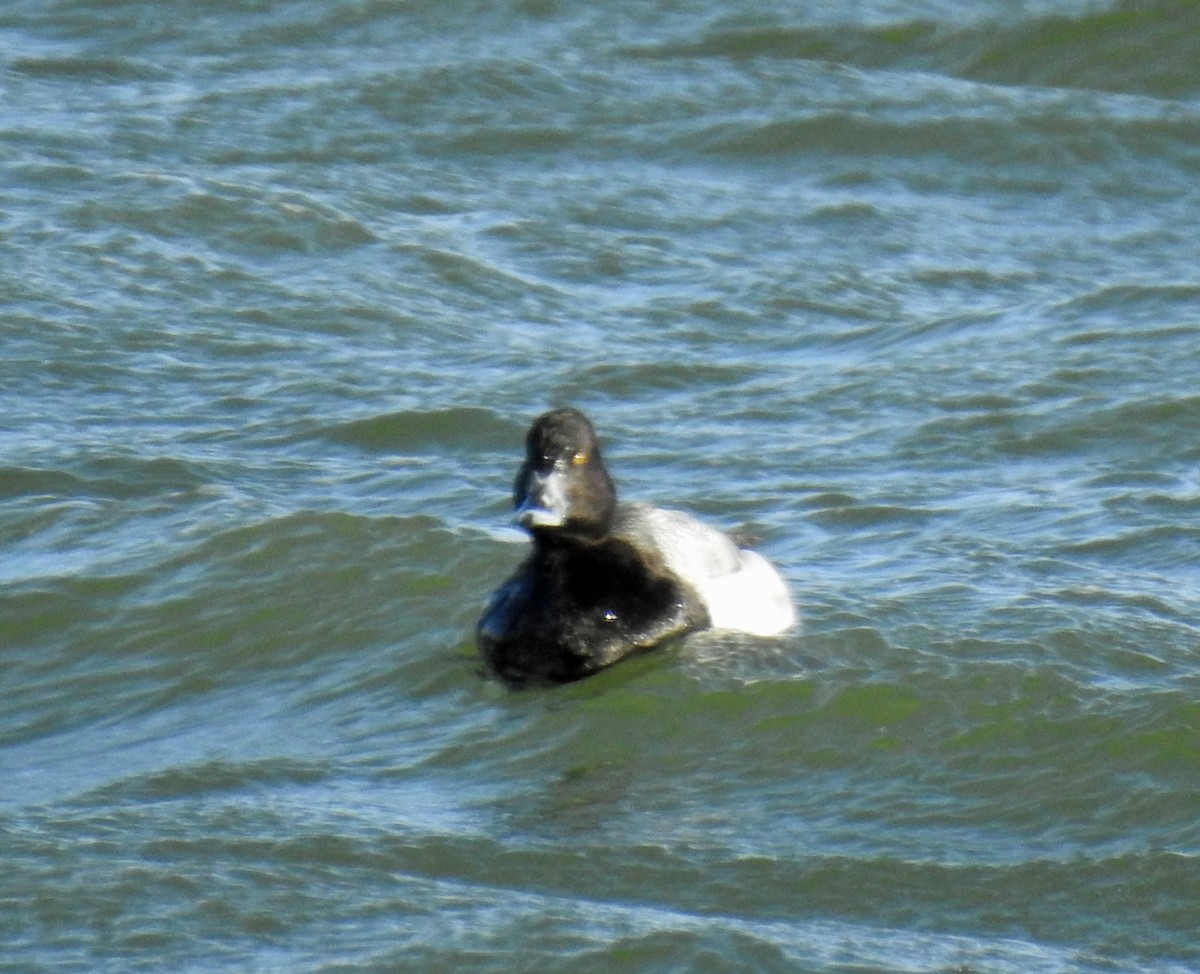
[3, 0, 1200, 971]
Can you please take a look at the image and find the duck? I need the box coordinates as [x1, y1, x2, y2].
[477, 406, 795, 686]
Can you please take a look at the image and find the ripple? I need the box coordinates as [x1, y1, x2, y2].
[321, 406, 512, 454]
[11, 55, 167, 82]
[626, 2, 1200, 98]
[68, 177, 377, 258]
[4, 0, 1200, 969]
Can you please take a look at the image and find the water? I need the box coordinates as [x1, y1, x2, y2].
[3, 0, 1200, 970]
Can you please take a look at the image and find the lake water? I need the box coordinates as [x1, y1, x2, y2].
[3, 0, 1199, 971]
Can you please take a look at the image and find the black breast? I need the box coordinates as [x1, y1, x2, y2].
[477, 537, 708, 686]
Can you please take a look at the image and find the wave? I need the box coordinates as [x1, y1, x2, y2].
[67, 177, 377, 259]
[994, 393, 1200, 463]
[0, 456, 209, 502]
[669, 105, 1200, 181]
[0, 508, 481, 745]
[626, 0, 1200, 99]
[321, 405, 514, 454]
[10, 54, 166, 82]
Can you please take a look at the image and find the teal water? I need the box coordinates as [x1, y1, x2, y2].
[3, 0, 1200, 971]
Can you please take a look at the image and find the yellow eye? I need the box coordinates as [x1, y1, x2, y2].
[572, 451, 589, 466]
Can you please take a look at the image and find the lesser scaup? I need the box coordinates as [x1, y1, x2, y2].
[477, 407, 795, 686]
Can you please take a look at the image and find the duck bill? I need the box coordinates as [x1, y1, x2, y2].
[515, 467, 569, 529]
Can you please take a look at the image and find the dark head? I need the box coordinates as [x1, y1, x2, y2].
[513, 407, 616, 542]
